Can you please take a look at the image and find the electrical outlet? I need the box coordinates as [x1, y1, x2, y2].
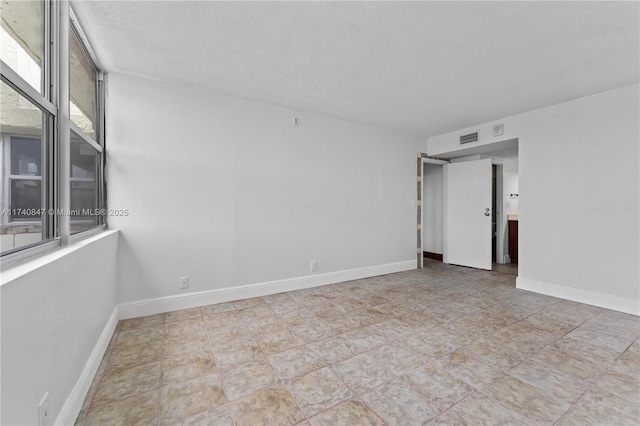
[310, 260, 318, 272]
[179, 276, 189, 289]
[38, 392, 49, 426]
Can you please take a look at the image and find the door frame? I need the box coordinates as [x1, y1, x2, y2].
[493, 162, 506, 265]
[417, 153, 506, 269]
[416, 153, 448, 269]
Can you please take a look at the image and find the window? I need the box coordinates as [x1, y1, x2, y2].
[0, 2, 105, 257]
[70, 130, 102, 234]
[70, 24, 97, 138]
[0, 81, 50, 251]
[0, 1, 45, 94]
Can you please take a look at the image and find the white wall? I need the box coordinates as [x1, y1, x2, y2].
[427, 84, 639, 313]
[0, 231, 119, 425]
[504, 172, 519, 216]
[107, 73, 422, 305]
[422, 163, 443, 254]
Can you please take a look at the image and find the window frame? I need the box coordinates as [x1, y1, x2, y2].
[0, 1, 106, 264]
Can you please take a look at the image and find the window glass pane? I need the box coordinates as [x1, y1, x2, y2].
[70, 25, 96, 138]
[0, 0, 44, 93]
[9, 179, 41, 220]
[70, 131, 100, 234]
[10, 137, 41, 175]
[0, 81, 46, 252]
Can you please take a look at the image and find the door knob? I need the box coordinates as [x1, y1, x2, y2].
[485, 212, 490, 216]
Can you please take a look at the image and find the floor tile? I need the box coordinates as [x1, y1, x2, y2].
[370, 319, 417, 339]
[206, 323, 247, 345]
[309, 399, 385, 426]
[163, 318, 206, 345]
[277, 309, 316, 327]
[327, 315, 370, 334]
[523, 313, 576, 334]
[268, 299, 302, 315]
[492, 321, 562, 346]
[331, 353, 393, 394]
[354, 308, 390, 326]
[202, 310, 243, 330]
[612, 340, 640, 378]
[221, 358, 280, 400]
[115, 325, 164, 348]
[76, 268, 640, 426]
[460, 338, 528, 372]
[286, 367, 353, 417]
[164, 307, 202, 323]
[269, 346, 326, 380]
[92, 362, 161, 407]
[178, 404, 233, 426]
[483, 376, 571, 423]
[404, 364, 474, 411]
[341, 327, 388, 353]
[556, 407, 602, 426]
[159, 374, 226, 425]
[508, 359, 591, 403]
[536, 300, 600, 325]
[162, 350, 217, 384]
[581, 312, 640, 341]
[405, 331, 463, 359]
[530, 347, 604, 382]
[107, 340, 163, 371]
[369, 344, 427, 376]
[443, 391, 533, 425]
[84, 390, 159, 426]
[212, 337, 263, 369]
[291, 320, 336, 343]
[578, 380, 640, 424]
[307, 335, 357, 364]
[566, 327, 634, 352]
[164, 334, 211, 357]
[360, 377, 439, 425]
[594, 369, 640, 404]
[120, 314, 164, 331]
[239, 304, 277, 322]
[255, 327, 304, 354]
[360, 294, 390, 307]
[434, 350, 503, 389]
[551, 336, 620, 368]
[201, 302, 236, 315]
[232, 297, 265, 310]
[230, 385, 305, 426]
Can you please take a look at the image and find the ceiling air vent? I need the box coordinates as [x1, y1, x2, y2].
[460, 132, 479, 145]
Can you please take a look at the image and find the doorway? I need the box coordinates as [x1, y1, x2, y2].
[417, 138, 519, 274]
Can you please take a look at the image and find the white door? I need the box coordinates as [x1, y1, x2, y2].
[443, 158, 492, 270]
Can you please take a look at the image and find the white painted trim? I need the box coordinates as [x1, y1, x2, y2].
[54, 305, 119, 426]
[494, 163, 505, 265]
[119, 260, 416, 319]
[517, 276, 640, 316]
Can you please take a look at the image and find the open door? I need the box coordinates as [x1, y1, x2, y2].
[443, 158, 492, 270]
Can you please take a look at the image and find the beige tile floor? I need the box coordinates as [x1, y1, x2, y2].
[76, 260, 640, 425]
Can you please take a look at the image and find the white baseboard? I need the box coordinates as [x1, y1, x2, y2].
[119, 260, 416, 320]
[55, 306, 119, 426]
[516, 276, 639, 316]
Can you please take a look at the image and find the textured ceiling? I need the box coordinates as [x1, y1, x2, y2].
[71, 1, 639, 138]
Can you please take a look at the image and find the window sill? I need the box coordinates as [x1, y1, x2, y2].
[0, 229, 118, 284]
